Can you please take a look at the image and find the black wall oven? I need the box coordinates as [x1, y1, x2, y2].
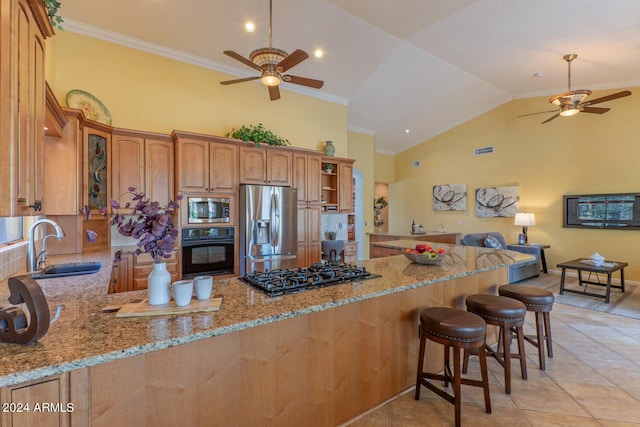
[182, 227, 235, 278]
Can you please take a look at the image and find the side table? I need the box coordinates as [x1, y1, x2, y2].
[556, 258, 627, 304]
[509, 243, 550, 273]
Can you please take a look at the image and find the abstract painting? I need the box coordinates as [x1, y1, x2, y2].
[475, 186, 519, 217]
[433, 184, 467, 211]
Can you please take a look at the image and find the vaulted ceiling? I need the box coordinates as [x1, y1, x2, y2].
[59, 0, 640, 154]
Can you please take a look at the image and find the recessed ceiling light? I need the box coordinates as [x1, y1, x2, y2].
[314, 49, 324, 58]
[404, 129, 410, 134]
[244, 22, 256, 32]
[533, 72, 544, 78]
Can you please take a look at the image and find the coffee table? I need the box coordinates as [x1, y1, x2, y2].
[557, 258, 628, 303]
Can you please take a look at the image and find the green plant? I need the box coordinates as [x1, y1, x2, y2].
[323, 163, 334, 172]
[374, 196, 388, 208]
[225, 123, 290, 147]
[43, 0, 64, 30]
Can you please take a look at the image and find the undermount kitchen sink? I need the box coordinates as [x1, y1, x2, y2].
[27, 261, 102, 279]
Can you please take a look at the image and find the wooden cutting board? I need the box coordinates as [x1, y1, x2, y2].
[115, 297, 223, 318]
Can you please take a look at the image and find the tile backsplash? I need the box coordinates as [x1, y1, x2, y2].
[0, 242, 28, 281]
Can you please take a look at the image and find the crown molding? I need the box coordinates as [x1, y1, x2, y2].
[62, 19, 349, 106]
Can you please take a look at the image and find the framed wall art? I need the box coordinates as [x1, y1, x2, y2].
[475, 186, 519, 217]
[433, 184, 467, 211]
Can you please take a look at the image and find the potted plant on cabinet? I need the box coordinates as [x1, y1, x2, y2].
[323, 163, 334, 174]
[225, 123, 290, 147]
[43, 0, 63, 30]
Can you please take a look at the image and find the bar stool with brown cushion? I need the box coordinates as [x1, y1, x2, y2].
[415, 307, 491, 427]
[464, 294, 527, 395]
[498, 285, 554, 370]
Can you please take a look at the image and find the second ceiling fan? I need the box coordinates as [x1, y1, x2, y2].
[519, 54, 631, 124]
[220, 0, 324, 101]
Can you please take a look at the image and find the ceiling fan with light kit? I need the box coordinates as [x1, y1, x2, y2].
[518, 54, 631, 124]
[219, 0, 324, 101]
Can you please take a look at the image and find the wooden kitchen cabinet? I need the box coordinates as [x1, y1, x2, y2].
[0, 0, 54, 216]
[320, 157, 354, 214]
[174, 133, 238, 193]
[109, 250, 179, 293]
[110, 252, 133, 293]
[112, 130, 175, 209]
[294, 151, 323, 267]
[239, 146, 292, 186]
[297, 205, 322, 268]
[132, 250, 180, 291]
[111, 135, 144, 206]
[0, 373, 71, 427]
[82, 122, 112, 212]
[44, 108, 82, 215]
[338, 160, 354, 213]
[344, 242, 358, 263]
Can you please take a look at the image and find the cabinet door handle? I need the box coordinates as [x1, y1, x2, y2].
[29, 200, 43, 211]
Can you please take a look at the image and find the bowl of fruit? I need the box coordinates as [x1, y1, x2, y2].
[403, 244, 447, 265]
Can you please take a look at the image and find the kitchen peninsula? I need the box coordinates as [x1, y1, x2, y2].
[0, 245, 533, 426]
[368, 231, 461, 258]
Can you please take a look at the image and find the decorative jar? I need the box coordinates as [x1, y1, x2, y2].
[323, 140, 335, 156]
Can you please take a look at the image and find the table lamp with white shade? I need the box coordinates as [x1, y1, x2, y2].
[514, 212, 536, 244]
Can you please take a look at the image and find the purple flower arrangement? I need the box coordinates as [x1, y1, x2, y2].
[82, 187, 182, 262]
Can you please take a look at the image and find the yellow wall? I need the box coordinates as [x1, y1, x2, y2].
[347, 131, 375, 257]
[374, 152, 395, 184]
[47, 33, 640, 279]
[46, 32, 348, 156]
[390, 86, 640, 279]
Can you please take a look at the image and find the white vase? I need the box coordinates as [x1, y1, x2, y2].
[148, 262, 171, 305]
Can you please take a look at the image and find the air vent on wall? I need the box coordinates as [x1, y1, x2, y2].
[474, 146, 494, 156]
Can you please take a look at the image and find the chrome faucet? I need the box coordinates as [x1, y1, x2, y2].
[27, 219, 65, 272]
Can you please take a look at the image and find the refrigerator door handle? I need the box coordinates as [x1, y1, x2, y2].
[270, 192, 280, 247]
[247, 254, 297, 261]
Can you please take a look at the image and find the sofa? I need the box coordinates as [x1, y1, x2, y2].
[460, 232, 541, 283]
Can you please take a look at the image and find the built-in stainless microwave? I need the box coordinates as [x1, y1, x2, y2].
[187, 196, 230, 224]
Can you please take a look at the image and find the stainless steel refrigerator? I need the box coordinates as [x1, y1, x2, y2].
[239, 184, 298, 275]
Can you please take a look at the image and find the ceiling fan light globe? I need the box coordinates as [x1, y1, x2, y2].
[261, 73, 281, 87]
[560, 108, 580, 117]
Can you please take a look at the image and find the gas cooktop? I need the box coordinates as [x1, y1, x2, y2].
[242, 262, 379, 297]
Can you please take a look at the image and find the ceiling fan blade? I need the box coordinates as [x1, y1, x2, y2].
[277, 49, 309, 72]
[583, 90, 632, 106]
[223, 50, 263, 72]
[517, 109, 559, 118]
[269, 85, 281, 101]
[541, 113, 561, 124]
[581, 106, 610, 114]
[220, 76, 260, 85]
[283, 75, 324, 89]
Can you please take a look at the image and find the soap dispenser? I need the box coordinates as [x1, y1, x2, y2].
[411, 220, 416, 234]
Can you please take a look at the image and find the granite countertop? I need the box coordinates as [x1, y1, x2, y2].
[372, 239, 456, 249]
[0, 244, 533, 387]
[368, 231, 460, 237]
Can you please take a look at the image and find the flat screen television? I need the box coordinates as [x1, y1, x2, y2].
[563, 193, 640, 230]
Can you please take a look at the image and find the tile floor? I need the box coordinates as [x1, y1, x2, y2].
[344, 303, 640, 426]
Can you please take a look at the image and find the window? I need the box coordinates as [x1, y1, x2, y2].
[0, 217, 24, 245]
[563, 193, 640, 230]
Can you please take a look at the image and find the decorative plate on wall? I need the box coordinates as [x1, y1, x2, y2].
[65, 89, 112, 125]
